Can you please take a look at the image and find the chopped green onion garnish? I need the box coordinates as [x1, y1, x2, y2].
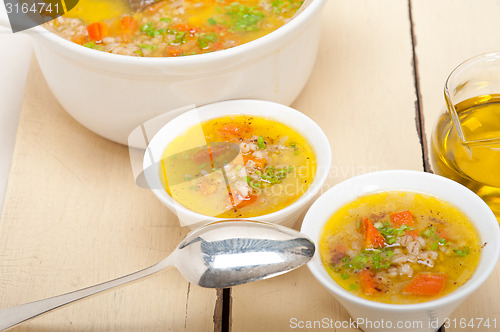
[249, 181, 261, 189]
[349, 283, 358, 291]
[208, 17, 217, 25]
[454, 246, 470, 257]
[257, 136, 266, 149]
[140, 44, 158, 50]
[341, 273, 350, 280]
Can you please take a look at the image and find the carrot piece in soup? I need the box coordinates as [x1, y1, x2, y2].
[436, 227, 451, 241]
[166, 46, 182, 57]
[403, 273, 447, 296]
[362, 218, 386, 249]
[390, 210, 414, 227]
[234, 193, 258, 208]
[360, 269, 380, 295]
[71, 34, 86, 45]
[243, 154, 267, 170]
[227, 192, 257, 209]
[217, 123, 251, 140]
[86, 22, 108, 42]
[120, 16, 137, 41]
[405, 230, 419, 237]
[391, 210, 417, 236]
[172, 23, 200, 36]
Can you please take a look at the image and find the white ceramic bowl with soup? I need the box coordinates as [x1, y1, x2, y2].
[301, 170, 500, 332]
[1, 0, 326, 145]
[143, 99, 331, 229]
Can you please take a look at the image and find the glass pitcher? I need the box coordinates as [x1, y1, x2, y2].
[431, 52, 500, 222]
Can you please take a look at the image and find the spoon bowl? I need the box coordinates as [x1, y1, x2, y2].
[0, 220, 314, 330]
[174, 220, 315, 288]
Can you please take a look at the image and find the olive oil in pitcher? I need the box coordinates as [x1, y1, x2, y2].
[431, 94, 500, 220]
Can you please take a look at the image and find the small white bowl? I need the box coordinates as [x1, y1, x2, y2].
[144, 99, 332, 228]
[301, 170, 500, 332]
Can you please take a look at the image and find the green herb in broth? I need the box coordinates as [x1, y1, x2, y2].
[46, 0, 304, 57]
[320, 191, 482, 304]
[159, 115, 316, 218]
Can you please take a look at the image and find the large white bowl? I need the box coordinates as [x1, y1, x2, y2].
[143, 99, 332, 228]
[301, 170, 500, 332]
[17, 0, 326, 145]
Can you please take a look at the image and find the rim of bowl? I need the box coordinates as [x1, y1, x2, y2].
[301, 169, 500, 311]
[29, 0, 326, 68]
[144, 99, 332, 224]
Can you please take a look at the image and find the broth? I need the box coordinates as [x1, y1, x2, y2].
[160, 115, 316, 218]
[45, 0, 303, 56]
[319, 191, 482, 304]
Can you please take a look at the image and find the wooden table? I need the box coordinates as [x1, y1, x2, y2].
[1, 0, 499, 331]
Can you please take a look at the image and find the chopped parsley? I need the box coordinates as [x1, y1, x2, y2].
[257, 136, 266, 149]
[197, 32, 218, 49]
[454, 246, 470, 257]
[83, 41, 103, 51]
[225, 3, 265, 32]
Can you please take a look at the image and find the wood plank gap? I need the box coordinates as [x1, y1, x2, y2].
[213, 289, 224, 332]
[222, 288, 231, 332]
[408, 0, 431, 172]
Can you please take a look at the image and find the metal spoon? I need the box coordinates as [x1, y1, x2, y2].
[0, 220, 314, 331]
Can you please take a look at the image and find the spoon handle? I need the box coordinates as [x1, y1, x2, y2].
[0, 257, 173, 331]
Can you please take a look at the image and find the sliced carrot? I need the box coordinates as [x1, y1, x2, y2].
[172, 23, 200, 36]
[86, 22, 108, 42]
[71, 34, 86, 45]
[235, 193, 258, 208]
[208, 41, 224, 52]
[436, 227, 451, 241]
[403, 273, 447, 296]
[360, 270, 380, 295]
[390, 210, 414, 227]
[405, 230, 419, 237]
[228, 193, 257, 209]
[120, 16, 137, 41]
[391, 210, 417, 237]
[217, 123, 251, 140]
[362, 218, 386, 249]
[243, 153, 267, 170]
[165, 46, 182, 57]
